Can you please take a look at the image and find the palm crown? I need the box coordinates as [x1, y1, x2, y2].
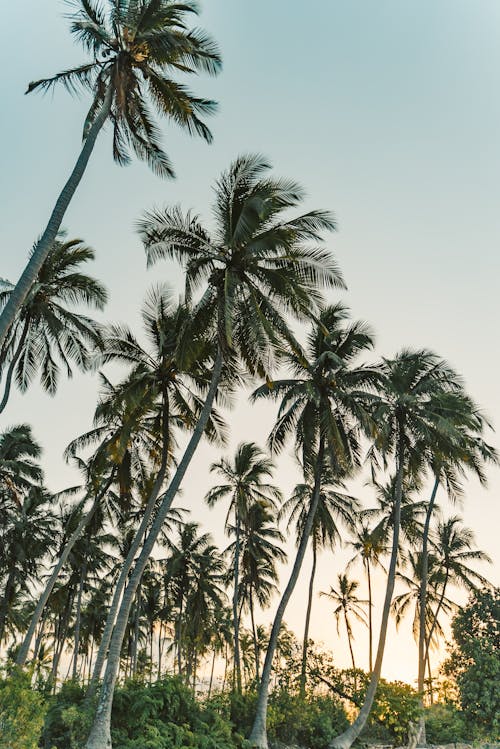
[27, 0, 222, 177]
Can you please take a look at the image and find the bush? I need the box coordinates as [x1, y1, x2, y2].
[42, 681, 93, 749]
[0, 667, 46, 749]
[424, 703, 469, 744]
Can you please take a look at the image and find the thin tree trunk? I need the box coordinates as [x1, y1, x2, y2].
[424, 568, 449, 665]
[0, 316, 30, 414]
[249, 438, 325, 749]
[0, 88, 112, 350]
[416, 476, 439, 745]
[233, 510, 242, 692]
[426, 649, 433, 705]
[0, 568, 16, 642]
[131, 579, 142, 678]
[17, 472, 115, 666]
[249, 586, 260, 682]
[85, 351, 223, 749]
[366, 560, 373, 672]
[344, 611, 356, 671]
[87, 395, 171, 696]
[329, 427, 405, 749]
[208, 647, 217, 698]
[72, 563, 87, 680]
[299, 537, 317, 696]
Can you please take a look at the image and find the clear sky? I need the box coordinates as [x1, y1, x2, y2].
[2, 1, 499, 685]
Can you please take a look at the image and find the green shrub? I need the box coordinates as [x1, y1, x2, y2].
[42, 680, 93, 749]
[0, 667, 46, 749]
[424, 703, 469, 744]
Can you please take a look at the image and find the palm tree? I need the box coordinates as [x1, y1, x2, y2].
[0, 0, 221, 349]
[329, 349, 468, 749]
[249, 303, 375, 748]
[347, 521, 387, 672]
[229, 499, 286, 682]
[0, 424, 43, 509]
[282, 474, 357, 694]
[321, 574, 368, 671]
[85, 154, 340, 749]
[425, 515, 491, 664]
[205, 442, 282, 691]
[0, 235, 107, 413]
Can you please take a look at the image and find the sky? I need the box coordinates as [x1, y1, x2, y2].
[1, 1, 499, 686]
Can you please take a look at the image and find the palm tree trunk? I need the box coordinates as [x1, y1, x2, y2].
[366, 560, 373, 672]
[416, 476, 439, 745]
[0, 315, 30, 414]
[208, 646, 216, 698]
[85, 350, 223, 749]
[87, 395, 171, 696]
[249, 585, 260, 682]
[344, 610, 356, 671]
[233, 510, 242, 692]
[424, 568, 449, 665]
[72, 563, 87, 680]
[131, 578, 143, 677]
[299, 536, 317, 696]
[329, 426, 405, 749]
[0, 567, 16, 642]
[0, 88, 112, 351]
[249, 437, 325, 749]
[16, 472, 115, 666]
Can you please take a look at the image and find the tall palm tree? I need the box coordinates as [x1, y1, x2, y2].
[321, 573, 368, 671]
[0, 0, 221, 349]
[347, 521, 387, 672]
[329, 349, 468, 749]
[282, 473, 357, 694]
[85, 154, 340, 749]
[0, 424, 43, 509]
[205, 442, 282, 691]
[0, 235, 107, 413]
[249, 303, 376, 749]
[229, 499, 286, 681]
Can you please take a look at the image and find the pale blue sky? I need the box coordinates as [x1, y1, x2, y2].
[2, 1, 499, 683]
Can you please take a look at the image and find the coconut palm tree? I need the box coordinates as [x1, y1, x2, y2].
[0, 235, 107, 413]
[0, 424, 43, 509]
[329, 349, 468, 749]
[425, 515, 492, 663]
[85, 154, 340, 749]
[0, 0, 221, 349]
[347, 521, 387, 672]
[321, 574, 368, 671]
[229, 499, 286, 681]
[249, 303, 376, 748]
[205, 442, 282, 691]
[282, 473, 358, 695]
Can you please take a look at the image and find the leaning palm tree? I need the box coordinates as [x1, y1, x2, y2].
[205, 442, 282, 692]
[86, 154, 340, 749]
[0, 0, 221, 349]
[329, 350, 468, 749]
[0, 234, 107, 413]
[321, 574, 368, 671]
[282, 472, 357, 695]
[249, 303, 376, 749]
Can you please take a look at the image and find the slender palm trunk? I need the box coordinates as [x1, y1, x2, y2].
[0, 316, 30, 414]
[88, 395, 171, 696]
[249, 586, 260, 682]
[233, 510, 242, 692]
[0, 89, 112, 351]
[366, 560, 373, 672]
[85, 350, 223, 749]
[131, 579, 142, 677]
[249, 438, 325, 749]
[17, 472, 115, 666]
[299, 536, 317, 696]
[344, 611, 356, 671]
[208, 647, 216, 697]
[73, 563, 87, 680]
[426, 650, 433, 704]
[329, 427, 405, 749]
[416, 476, 439, 745]
[424, 568, 449, 665]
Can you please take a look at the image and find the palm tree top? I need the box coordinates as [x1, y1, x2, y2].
[26, 0, 222, 177]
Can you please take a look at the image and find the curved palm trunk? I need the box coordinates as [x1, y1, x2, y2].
[0, 90, 112, 351]
[329, 430, 405, 749]
[233, 510, 242, 692]
[249, 438, 325, 749]
[416, 476, 439, 745]
[85, 351, 223, 749]
[299, 536, 317, 696]
[17, 472, 115, 666]
[366, 559, 373, 672]
[88, 396, 171, 696]
[0, 316, 30, 414]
